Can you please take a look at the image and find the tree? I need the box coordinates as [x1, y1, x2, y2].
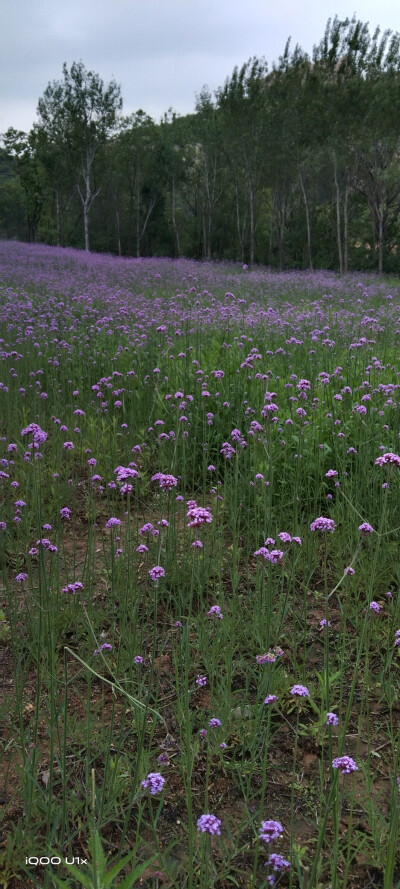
[2, 128, 44, 241]
[216, 58, 268, 265]
[36, 62, 122, 251]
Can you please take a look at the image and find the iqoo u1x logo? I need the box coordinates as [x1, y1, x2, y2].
[25, 856, 88, 866]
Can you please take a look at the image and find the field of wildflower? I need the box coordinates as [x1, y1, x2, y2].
[0, 241, 400, 889]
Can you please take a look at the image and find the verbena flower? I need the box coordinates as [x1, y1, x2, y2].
[290, 684, 310, 698]
[359, 522, 374, 534]
[326, 712, 339, 726]
[106, 517, 121, 528]
[141, 772, 165, 794]
[149, 566, 165, 581]
[267, 853, 291, 871]
[332, 756, 358, 774]
[264, 695, 278, 705]
[196, 675, 207, 686]
[208, 604, 223, 619]
[259, 820, 284, 843]
[93, 643, 112, 656]
[209, 717, 222, 728]
[375, 452, 400, 467]
[197, 814, 221, 835]
[310, 516, 336, 533]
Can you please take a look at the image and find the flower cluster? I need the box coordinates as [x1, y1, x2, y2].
[186, 501, 212, 528]
[141, 772, 165, 794]
[332, 756, 358, 774]
[310, 516, 336, 533]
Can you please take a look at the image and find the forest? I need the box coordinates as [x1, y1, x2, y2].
[2, 15, 400, 273]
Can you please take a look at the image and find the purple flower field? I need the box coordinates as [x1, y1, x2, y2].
[1, 241, 400, 888]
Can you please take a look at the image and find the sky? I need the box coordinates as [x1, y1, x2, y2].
[1, 0, 399, 135]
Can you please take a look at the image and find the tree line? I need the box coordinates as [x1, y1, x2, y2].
[2, 16, 400, 273]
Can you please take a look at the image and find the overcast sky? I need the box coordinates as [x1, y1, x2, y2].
[1, 0, 399, 134]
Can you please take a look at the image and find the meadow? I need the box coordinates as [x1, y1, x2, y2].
[0, 241, 400, 889]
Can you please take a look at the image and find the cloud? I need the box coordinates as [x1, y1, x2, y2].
[1, 0, 398, 133]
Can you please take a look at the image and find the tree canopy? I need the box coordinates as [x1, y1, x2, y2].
[2, 19, 400, 272]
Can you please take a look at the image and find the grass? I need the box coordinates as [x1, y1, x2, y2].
[0, 241, 400, 888]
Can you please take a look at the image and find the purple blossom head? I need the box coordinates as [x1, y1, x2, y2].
[187, 503, 212, 528]
[149, 565, 165, 581]
[326, 712, 339, 726]
[369, 601, 380, 613]
[259, 820, 284, 844]
[264, 695, 278, 705]
[332, 756, 358, 775]
[93, 643, 113, 656]
[209, 717, 222, 729]
[141, 772, 165, 794]
[106, 517, 122, 529]
[290, 684, 310, 698]
[358, 522, 374, 535]
[208, 604, 223, 620]
[197, 814, 221, 835]
[375, 452, 400, 468]
[196, 675, 207, 687]
[60, 507, 71, 520]
[310, 516, 336, 533]
[267, 853, 291, 872]
[151, 472, 178, 491]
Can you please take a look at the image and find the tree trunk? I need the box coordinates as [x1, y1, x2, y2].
[249, 185, 255, 266]
[55, 189, 61, 246]
[171, 175, 181, 257]
[378, 201, 384, 274]
[83, 199, 90, 252]
[299, 172, 313, 271]
[343, 182, 349, 273]
[333, 155, 343, 275]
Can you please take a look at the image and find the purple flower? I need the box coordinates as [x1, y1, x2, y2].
[310, 517, 336, 533]
[359, 522, 374, 535]
[332, 756, 358, 775]
[15, 572, 28, 583]
[149, 566, 165, 581]
[256, 651, 278, 664]
[375, 452, 400, 467]
[267, 853, 291, 871]
[369, 601, 380, 613]
[62, 581, 83, 594]
[141, 772, 165, 794]
[94, 643, 113, 656]
[326, 712, 339, 726]
[197, 814, 221, 835]
[264, 695, 278, 705]
[196, 675, 207, 687]
[106, 517, 121, 528]
[151, 472, 178, 490]
[209, 717, 222, 729]
[134, 655, 143, 664]
[60, 507, 71, 520]
[208, 604, 223, 620]
[187, 502, 212, 528]
[259, 820, 284, 843]
[290, 684, 310, 698]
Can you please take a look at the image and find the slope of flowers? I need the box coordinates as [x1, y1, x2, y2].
[0, 241, 400, 888]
